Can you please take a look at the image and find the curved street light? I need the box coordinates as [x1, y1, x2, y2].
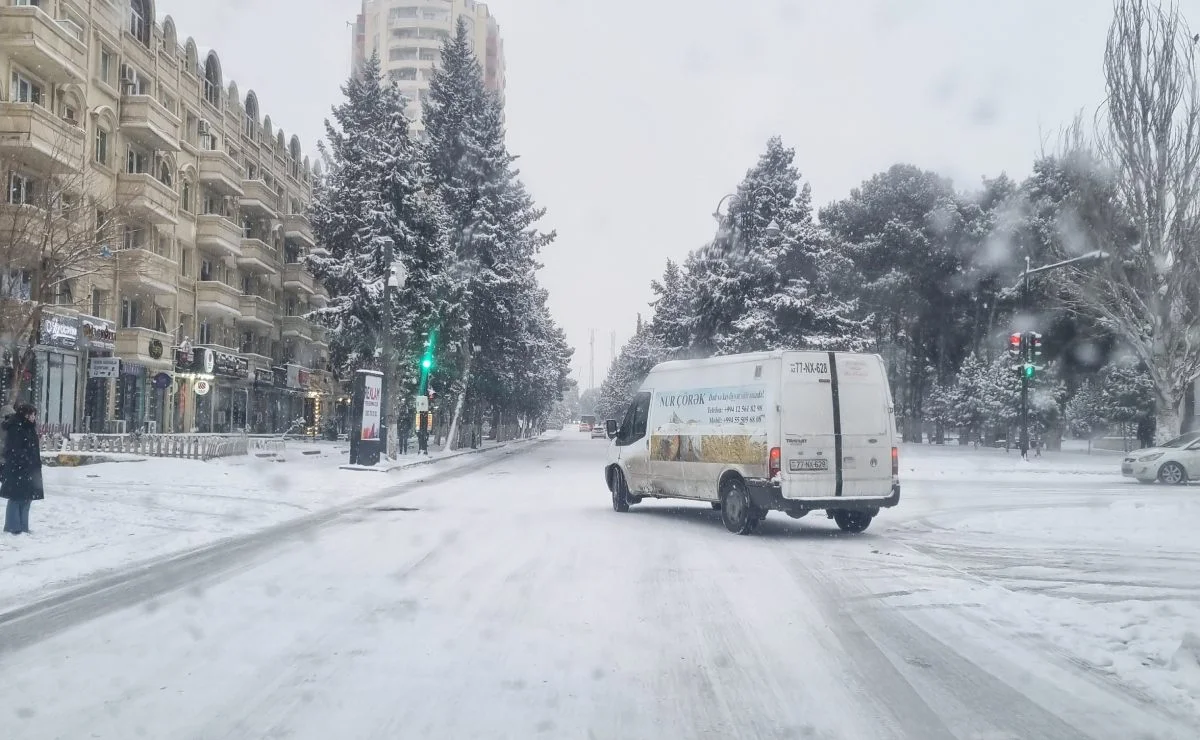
[712, 186, 782, 238]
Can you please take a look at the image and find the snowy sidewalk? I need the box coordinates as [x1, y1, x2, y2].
[0, 437, 536, 609]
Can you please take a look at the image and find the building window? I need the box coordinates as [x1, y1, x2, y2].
[390, 68, 418, 82]
[180, 249, 191, 278]
[92, 290, 108, 319]
[198, 321, 212, 345]
[204, 56, 221, 107]
[123, 225, 145, 250]
[129, 0, 151, 47]
[158, 160, 172, 186]
[126, 145, 150, 175]
[180, 181, 192, 213]
[10, 71, 43, 105]
[121, 298, 142, 329]
[94, 128, 109, 166]
[54, 279, 74, 306]
[100, 49, 113, 85]
[7, 173, 38, 205]
[389, 47, 419, 61]
[418, 49, 438, 62]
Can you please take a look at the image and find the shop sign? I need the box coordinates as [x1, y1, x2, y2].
[254, 368, 275, 386]
[287, 364, 311, 390]
[152, 372, 172, 390]
[361, 373, 381, 441]
[210, 350, 249, 379]
[39, 313, 79, 350]
[174, 349, 193, 372]
[89, 357, 121, 379]
[194, 348, 216, 374]
[81, 318, 116, 350]
[194, 379, 212, 396]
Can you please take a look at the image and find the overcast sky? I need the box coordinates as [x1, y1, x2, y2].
[160, 0, 1195, 386]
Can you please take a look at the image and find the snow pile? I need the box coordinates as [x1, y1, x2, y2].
[899, 442, 1124, 482]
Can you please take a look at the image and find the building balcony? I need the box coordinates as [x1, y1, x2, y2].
[283, 213, 315, 248]
[236, 238, 278, 273]
[310, 283, 329, 308]
[280, 315, 313, 342]
[116, 248, 177, 295]
[310, 325, 329, 349]
[119, 94, 181, 153]
[197, 148, 245, 196]
[195, 214, 243, 258]
[0, 6, 88, 84]
[114, 326, 173, 367]
[0, 102, 85, 172]
[116, 172, 178, 225]
[240, 179, 279, 218]
[195, 280, 242, 319]
[236, 295, 276, 331]
[282, 263, 315, 295]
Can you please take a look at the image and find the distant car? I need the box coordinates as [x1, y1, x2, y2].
[580, 415, 596, 433]
[1122, 431, 1200, 484]
[591, 423, 608, 439]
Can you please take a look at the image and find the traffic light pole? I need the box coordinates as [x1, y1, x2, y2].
[1020, 260, 1030, 459]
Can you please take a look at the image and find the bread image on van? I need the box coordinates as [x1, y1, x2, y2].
[603, 351, 900, 535]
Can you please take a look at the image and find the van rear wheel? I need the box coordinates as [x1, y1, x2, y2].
[833, 510, 873, 534]
[612, 471, 631, 513]
[720, 478, 761, 535]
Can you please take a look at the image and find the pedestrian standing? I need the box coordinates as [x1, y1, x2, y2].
[2, 403, 44, 535]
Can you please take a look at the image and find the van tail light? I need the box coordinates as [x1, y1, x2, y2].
[891, 447, 899, 477]
[769, 447, 781, 479]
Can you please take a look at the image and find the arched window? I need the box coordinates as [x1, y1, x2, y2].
[158, 160, 172, 186]
[289, 136, 301, 179]
[129, 0, 152, 47]
[161, 17, 177, 56]
[180, 180, 192, 213]
[203, 53, 222, 108]
[244, 92, 259, 139]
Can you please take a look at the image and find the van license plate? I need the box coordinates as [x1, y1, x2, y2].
[790, 458, 829, 471]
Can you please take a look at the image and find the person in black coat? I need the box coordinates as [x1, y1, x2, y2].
[2, 403, 44, 535]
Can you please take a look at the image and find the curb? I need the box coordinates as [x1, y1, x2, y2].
[337, 437, 539, 473]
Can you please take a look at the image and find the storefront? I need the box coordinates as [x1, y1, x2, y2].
[250, 367, 277, 433]
[181, 347, 250, 433]
[34, 312, 81, 432]
[81, 316, 117, 433]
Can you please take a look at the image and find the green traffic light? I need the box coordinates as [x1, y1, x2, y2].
[1024, 365, 1035, 378]
[421, 357, 433, 370]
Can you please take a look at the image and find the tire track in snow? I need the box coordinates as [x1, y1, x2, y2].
[0, 443, 541, 654]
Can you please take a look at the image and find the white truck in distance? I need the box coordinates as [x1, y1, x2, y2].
[603, 351, 900, 535]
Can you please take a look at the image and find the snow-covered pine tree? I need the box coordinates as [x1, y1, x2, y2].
[946, 353, 991, 443]
[690, 137, 866, 355]
[1098, 358, 1155, 441]
[649, 259, 693, 354]
[309, 53, 405, 378]
[309, 54, 456, 431]
[423, 20, 563, 448]
[1065, 380, 1105, 449]
[596, 329, 670, 423]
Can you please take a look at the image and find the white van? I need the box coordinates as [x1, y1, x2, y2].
[603, 351, 899, 535]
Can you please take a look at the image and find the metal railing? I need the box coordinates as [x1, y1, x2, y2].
[47, 431, 283, 460]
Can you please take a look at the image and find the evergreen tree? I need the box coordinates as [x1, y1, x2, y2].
[649, 259, 693, 353]
[596, 329, 670, 422]
[690, 137, 865, 355]
[309, 54, 457, 431]
[1065, 380, 1105, 442]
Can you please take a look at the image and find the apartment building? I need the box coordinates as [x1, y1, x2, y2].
[0, 0, 338, 435]
[352, 0, 506, 134]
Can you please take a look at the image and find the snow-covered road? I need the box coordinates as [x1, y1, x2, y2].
[1, 438, 1197, 739]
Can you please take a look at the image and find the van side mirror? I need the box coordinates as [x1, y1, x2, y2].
[605, 419, 618, 439]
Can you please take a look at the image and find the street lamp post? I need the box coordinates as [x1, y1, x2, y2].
[1016, 250, 1108, 458]
[711, 186, 782, 255]
[380, 242, 406, 460]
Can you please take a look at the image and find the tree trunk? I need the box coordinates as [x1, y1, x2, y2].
[442, 352, 473, 452]
[1154, 391, 1184, 445]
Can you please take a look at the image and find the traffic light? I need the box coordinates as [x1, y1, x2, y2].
[1009, 333, 1023, 359]
[1023, 363, 1036, 379]
[1029, 332, 1043, 362]
[420, 328, 438, 372]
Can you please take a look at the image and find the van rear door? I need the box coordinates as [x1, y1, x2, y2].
[779, 354, 838, 498]
[833, 353, 894, 498]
